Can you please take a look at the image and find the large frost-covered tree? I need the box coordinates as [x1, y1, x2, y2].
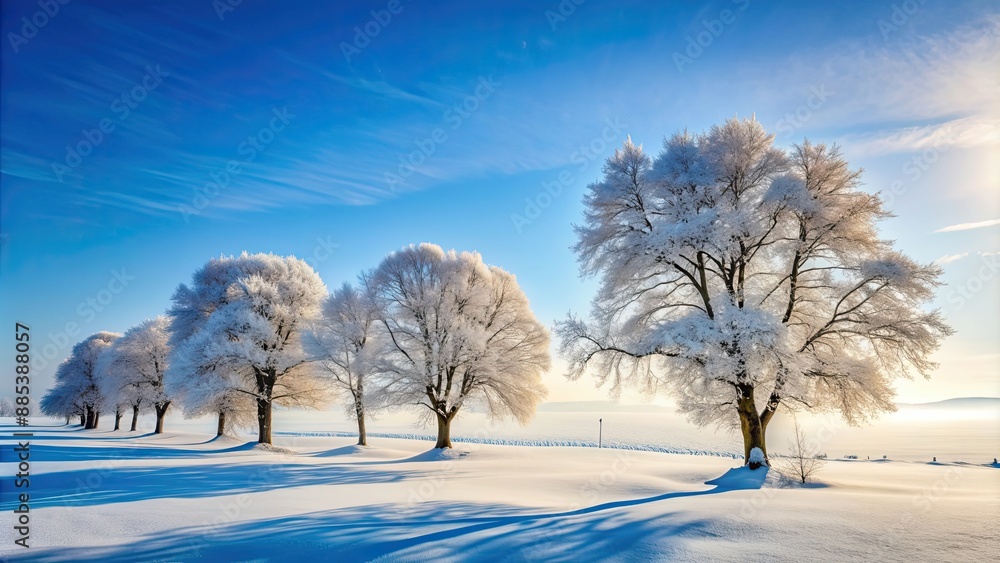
[167, 252, 329, 444]
[44, 332, 121, 429]
[308, 283, 387, 446]
[100, 317, 173, 433]
[166, 256, 254, 437]
[366, 244, 549, 448]
[557, 118, 952, 467]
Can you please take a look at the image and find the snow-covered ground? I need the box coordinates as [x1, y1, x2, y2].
[136, 397, 998, 462]
[1, 401, 997, 561]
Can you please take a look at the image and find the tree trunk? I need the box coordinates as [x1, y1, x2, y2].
[130, 405, 139, 431]
[434, 412, 453, 449]
[736, 387, 767, 469]
[113, 409, 123, 431]
[216, 411, 226, 436]
[154, 402, 170, 434]
[65, 416, 71, 425]
[79, 413, 86, 426]
[85, 406, 95, 429]
[355, 398, 367, 446]
[257, 398, 272, 444]
[93, 411, 101, 429]
[255, 371, 275, 445]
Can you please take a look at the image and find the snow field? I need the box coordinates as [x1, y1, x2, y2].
[1, 415, 997, 562]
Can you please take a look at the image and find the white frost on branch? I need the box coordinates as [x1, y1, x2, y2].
[41, 332, 120, 421]
[557, 117, 953, 459]
[365, 243, 550, 428]
[166, 252, 330, 440]
[100, 317, 172, 417]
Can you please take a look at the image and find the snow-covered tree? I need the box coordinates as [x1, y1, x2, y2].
[44, 332, 121, 429]
[214, 390, 259, 437]
[308, 283, 387, 446]
[40, 383, 85, 425]
[100, 352, 147, 432]
[166, 369, 257, 437]
[100, 317, 173, 433]
[366, 243, 549, 448]
[0, 397, 15, 417]
[165, 256, 254, 436]
[167, 252, 329, 444]
[557, 118, 952, 467]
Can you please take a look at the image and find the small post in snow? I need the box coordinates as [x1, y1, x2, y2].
[599, 418, 603, 449]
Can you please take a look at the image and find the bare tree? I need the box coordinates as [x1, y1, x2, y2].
[367, 244, 550, 448]
[775, 416, 825, 483]
[557, 118, 952, 467]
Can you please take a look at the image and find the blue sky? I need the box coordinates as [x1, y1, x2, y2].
[1, 0, 997, 405]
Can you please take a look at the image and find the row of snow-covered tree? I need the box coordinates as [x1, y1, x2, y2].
[40, 116, 951, 466]
[40, 243, 551, 447]
[39, 321, 173, 433]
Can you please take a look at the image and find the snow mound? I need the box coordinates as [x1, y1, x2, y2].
[322, 444, 370, 455]
[405, 448, 473, 462]
[252, 443, 299, 455]
[765, 467, 828, 489]
[705, 466, 769, 491]
[205, 434, 244, 446]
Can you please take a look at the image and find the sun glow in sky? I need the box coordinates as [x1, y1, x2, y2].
[1, 0, 997, 405]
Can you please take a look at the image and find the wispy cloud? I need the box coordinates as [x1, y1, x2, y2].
[324, 74, 445, 108]
[934, 218, 1000, 233]
[934, 253, 969, 265]
[279, 53, 446, 109]
[753, 15, 1000, 155]
[841, 116, 1000, 157]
